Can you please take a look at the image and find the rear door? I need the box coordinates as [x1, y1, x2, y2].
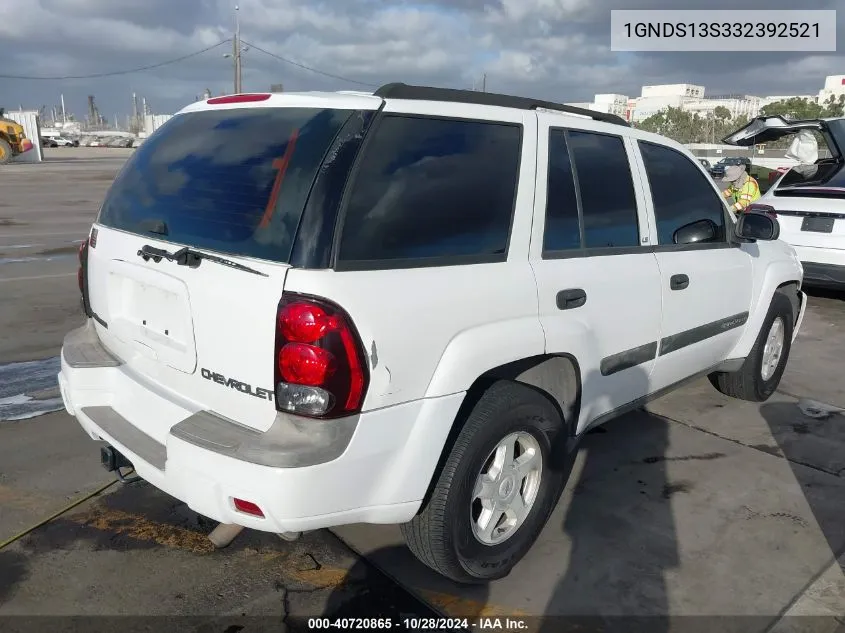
[530, 115, 662, 429]
[85, 103, 365, 438]
[631, 138, 753, 389]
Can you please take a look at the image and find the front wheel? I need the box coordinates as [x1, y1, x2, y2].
[400, 381, 570, 584]
[708, 290, 794, 402]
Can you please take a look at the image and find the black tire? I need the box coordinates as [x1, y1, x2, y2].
[0, 138, 12, 165]
[708, 290, 794, 402]
[400, 380, 570, 584]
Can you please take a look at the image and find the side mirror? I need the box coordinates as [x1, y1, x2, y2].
[735, 211, 780, 242]
[673, 218, 718, 245]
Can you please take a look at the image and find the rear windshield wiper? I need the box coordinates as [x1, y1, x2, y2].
[137, 244, 268, 277]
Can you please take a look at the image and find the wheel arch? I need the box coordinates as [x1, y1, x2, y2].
[415, 353, 582, 515]
[729, 259, 803, 360]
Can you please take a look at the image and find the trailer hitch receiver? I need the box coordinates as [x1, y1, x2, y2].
[100, 446, 133, 472]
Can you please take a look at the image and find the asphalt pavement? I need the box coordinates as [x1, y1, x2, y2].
[0, 148, 843, 633]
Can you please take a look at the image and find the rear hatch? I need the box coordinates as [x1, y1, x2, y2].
[84, 99, 363, 435]
[723, 115, 845, 249]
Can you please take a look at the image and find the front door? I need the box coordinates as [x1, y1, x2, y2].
[631, 138, 754, 391]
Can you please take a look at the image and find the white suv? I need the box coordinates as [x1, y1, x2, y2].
[59, 84, 807, 584]
[724, 115, 845, 290]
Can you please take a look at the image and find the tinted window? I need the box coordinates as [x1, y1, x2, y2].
[543, 130, 580, 251]
[337, 115, 521, 264]
[567, 131, 640, 248]
[639, 141, 727, 245]
[98, 107, 353, 263]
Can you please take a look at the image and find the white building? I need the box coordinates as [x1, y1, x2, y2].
[593, 94, 629, 117]
[641, 84, 704, 99]
[631, 95, 688, 122]
[631, 84, 706, 122]
[818, 75, 845, 105]
[565, 94, 629, 119]
[684, 95, 761, 120]
[570, 75, 843, 125]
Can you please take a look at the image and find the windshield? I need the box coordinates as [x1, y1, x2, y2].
[97, 106, 355, 264]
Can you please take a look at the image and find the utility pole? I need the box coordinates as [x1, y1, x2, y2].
[481, 73, 486, 93]
[234, 4, 242, 94]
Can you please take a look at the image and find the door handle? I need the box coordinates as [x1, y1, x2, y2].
[557, 288, 587, 310]
[670, 274, 689, 291]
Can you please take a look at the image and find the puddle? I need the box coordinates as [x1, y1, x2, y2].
[0, 356, 65, 422]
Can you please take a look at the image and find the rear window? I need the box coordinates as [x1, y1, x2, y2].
[97, 107, 354, 263]
[335, 115, 522, 268]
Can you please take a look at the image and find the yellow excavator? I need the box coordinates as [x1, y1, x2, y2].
[0, 108, 34, 164]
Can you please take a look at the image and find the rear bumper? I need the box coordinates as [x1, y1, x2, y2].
[791, 245, 845, 289]
[59, 320, 464, 533]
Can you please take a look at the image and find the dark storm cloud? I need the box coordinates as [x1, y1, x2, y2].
[1, 0, 841, 121]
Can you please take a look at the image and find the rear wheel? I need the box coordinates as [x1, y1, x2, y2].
[708, 290, 794, 402]
[400, 381, 570, 584]
[0, 138, 12, 164]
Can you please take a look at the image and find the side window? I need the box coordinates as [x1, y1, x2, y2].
[638, 141, 727, 245]
[336, 115, 522, 265]
[567, 131, 640, 248]
[542, 129, 641, 251]
[543, 130, 580, 251]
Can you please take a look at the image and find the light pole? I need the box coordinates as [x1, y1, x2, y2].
[223, 5, 244, 93]
[234, 5, 242, 93]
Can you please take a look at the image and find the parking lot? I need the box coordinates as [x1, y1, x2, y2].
[1, 148, 844, 631]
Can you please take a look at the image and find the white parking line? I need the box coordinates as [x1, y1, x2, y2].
[0, 272, 76, 283]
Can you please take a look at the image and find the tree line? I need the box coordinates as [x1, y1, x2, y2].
[634, 94, 845, 147]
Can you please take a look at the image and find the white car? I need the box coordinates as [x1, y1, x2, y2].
[59, 85, 807, 584]
[724, 115, 845, 290]
[52, 136, 77, 147]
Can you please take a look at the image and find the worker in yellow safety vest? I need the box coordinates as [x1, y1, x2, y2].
[722, 162, 760, 213]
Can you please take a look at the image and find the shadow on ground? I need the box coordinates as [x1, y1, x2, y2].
[759, 402, 845, 574]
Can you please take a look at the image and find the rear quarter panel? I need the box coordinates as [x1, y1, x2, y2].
[282, 107, 544, 411]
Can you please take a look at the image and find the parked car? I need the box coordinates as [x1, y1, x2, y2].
[48, 136, 77, 147]
[724, 115, 845, 290]
[41, 137, 58, 148]
[710, 156, 752, 179]
[60, 84, 806, 585]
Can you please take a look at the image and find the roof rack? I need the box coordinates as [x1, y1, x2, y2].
[373, 83, 629, 127]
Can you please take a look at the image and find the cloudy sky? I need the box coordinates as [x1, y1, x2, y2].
[1, 0, 843, 123]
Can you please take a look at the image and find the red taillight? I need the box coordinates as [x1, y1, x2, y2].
[274, 294, 369, 418]
[279, 343, 336, 386]
[280, 302, 331, 343]
[207, 93, 271, 104]
[233, 498, 264, 518]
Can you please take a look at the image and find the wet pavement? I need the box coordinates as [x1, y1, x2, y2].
[0, 357, 64, 421]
